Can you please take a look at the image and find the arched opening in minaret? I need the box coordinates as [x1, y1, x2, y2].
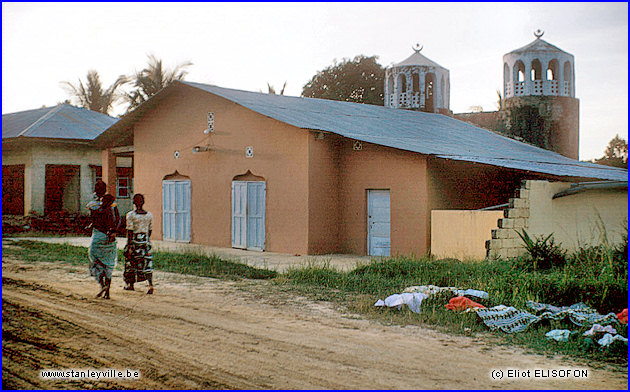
[513, 61, 525, 96]
[563, 61, 572, 96]
[440, 76, 445, 108]
[530, 59, 542, 81]
[424, 73, 435, 112]
[504, 63, 510, 81]
[398, 73, 407, 93]
[412, 73, 420, 93]
[547, 59, 559, 80]
[387, 76, 394, 96]
[514, 61, 525, 82]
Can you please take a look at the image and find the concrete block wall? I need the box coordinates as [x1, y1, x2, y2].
[486, 180, 532, 259]
[486, 179, 628, 259]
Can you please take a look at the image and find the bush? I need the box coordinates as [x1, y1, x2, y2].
[515, 229, 567, 270]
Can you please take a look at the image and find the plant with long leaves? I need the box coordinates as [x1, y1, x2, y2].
[125, 55, 193, 113]
[61, 70, 127, 115]
[515, 229, 566, 270]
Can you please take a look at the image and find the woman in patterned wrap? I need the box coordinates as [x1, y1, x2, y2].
[87, 180, 121, 299]
[124, 194, 154, 294]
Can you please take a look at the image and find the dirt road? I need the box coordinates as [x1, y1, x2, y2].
[2, 250, 627, 389]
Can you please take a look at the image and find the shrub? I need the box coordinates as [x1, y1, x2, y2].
[515, 229, 567, 271]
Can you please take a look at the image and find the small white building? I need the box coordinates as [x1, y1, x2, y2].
[384, 44, 450, 114]
[503, 30, 575, 98]
[2, 104, 133, 216]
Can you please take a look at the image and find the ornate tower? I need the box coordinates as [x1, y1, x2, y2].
[502, 30, 579, 159]
[385, 44, 451, 114]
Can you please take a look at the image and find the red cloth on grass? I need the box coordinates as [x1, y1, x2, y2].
[617, 308, 627, 323]
[445, 296, 486, 311]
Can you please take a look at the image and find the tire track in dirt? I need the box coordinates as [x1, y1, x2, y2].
[2, 256, 627, 389]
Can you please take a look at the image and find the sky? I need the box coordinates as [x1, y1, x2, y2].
[2, 2, 627, 161]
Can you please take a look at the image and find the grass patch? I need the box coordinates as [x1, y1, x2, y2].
[3, 240, 276, 280]
[152, 249, 276, 280]
[278, 253, 628, 365]
[2, 240, 92, 266]
[3, 231, 86, 238]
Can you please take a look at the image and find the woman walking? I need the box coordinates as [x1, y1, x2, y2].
[123, 194, 154, 294]
[87, 181, 121, 299]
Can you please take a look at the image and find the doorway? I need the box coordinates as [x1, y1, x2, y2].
[367, 189, 391, 256]
[232, 181, 266, 251]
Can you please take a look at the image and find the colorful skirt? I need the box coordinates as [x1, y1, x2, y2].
[124, 232, 153, 284]
[88, 229, 117, 282]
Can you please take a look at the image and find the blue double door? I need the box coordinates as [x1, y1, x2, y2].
[232, 181, 266, 251]
[162, 180, 191, 242]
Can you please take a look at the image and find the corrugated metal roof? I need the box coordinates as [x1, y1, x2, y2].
[2, 104, 118, 141]
[181, 81, 627, 182]
[508, 38, 571, 55]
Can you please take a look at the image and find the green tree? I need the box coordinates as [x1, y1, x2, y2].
[594, 134, 628, 168]
[125, 55, 193, 112]
[301, 55, 385, 105]
[61, 70, 127, 115]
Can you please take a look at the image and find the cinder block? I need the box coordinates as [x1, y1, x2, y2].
[504, 230, 519, 239]
[507, 208, 528, 218]
[507, 248, 526, 258]
[487, 239, 503, 249]
[514, 218, 529, 228]
[498, 218, 514, 229]
[503, 238, 519, 248]
[487, 248, 500, 260]
[511, 198, 529, 209]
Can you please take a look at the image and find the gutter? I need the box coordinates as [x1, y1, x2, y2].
[552, 181, 628, 199]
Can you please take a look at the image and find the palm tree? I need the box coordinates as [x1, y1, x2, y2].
[267, 81, 287, 95]
[61, 70, 127, 115]
[124, 55, 193, 112]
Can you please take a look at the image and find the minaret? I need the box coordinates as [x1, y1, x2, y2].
[502, 30, 579, 159]
[385, 44, 451, 114]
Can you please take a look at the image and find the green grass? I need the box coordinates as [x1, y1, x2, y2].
[3, 240, 91, 266]
[277, 252, 628, 364]
[152, 249, 277, 280]
[2, 240, 276, 280]
[3, 231, 88, 238]
[3, 239, 627, 365]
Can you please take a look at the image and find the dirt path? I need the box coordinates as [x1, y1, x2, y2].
[2, 252, 627, 389]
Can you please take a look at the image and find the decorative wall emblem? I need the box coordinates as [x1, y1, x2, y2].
[205, 112, 214, 134]
[245, 146, 254, 158]
[353, 141, 363, 151]
[174, 150, 180, 159]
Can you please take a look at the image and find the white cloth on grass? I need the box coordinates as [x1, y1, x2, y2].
[545, 329, 571, 342]
[377, 285, 488, 313]
[597, 333, 628, 346]
[374, 293, 429, 313]
[583, 324, 618, 337]
[403, 285, 489, 299]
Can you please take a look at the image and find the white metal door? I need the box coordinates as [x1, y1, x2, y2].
[231, 181, 247, 249]
[367, 190, 390, 256]
[232, 181, 266, 251]
[246, 182, 266, 250]
[162, 180, 191, 242]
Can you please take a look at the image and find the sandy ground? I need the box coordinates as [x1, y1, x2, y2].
[2, 243, 628, 389]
